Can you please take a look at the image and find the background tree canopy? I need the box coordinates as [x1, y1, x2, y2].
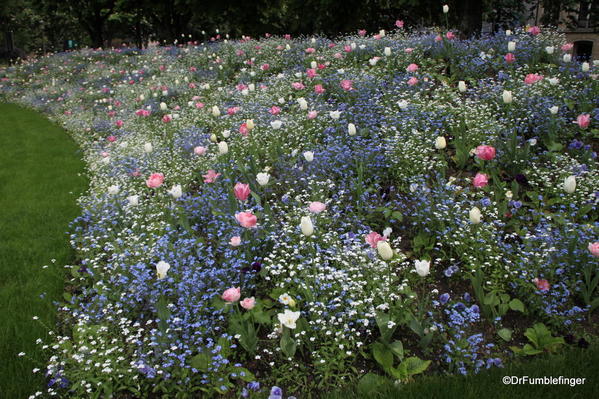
[0, 0, 596, 58]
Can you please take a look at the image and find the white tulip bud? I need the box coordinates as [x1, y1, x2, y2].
[382, 227, 393, 238]
[222, 129, 231, 138]
[303, 151, 314, 162]
[156, 261, 171, 280]
[502, 90, 513, 104]
[505, 190, 513, 200]
[248, 83, 255, 91]
[310, 61, 317, 69]
[218, 141, 228, 154]
[139, 94, 145, 101]
[144, 142, 153, 153]
[505, 30, 512, 36]
[442, 4, 449, 13]
[563, 176, 576, 193]
[300, 216, 314, 236]
[563, 54, 571, 63]
[548, 77, 559, 85]
[329, 110, 341, 120]
[414, 260, 430, 277]
[107, 185, 120, 195]
[549, 106, 559, 115]
[256, 172, 270, 186]
[507, 41, 516, 52]
[297, 98, 308, 110]
[435, 136, 447, 149]
[168, 184, 183, 199]
[384, 47, 391, 56]
[582, 62, 590, 72]
[160, 102, 167, 111]
[246, 119, 255, 130]
[377, 241, 394, 260]
[348, 123, 356, 135]
[545, 46, 554, 54]
[458, 81, 467, 92]
[211, 105, 221, 116]
[270, 120, 282, 129]
[127, 195, 139, 206]
[397, 100, 409, 110]
[469, 207, 482, 224]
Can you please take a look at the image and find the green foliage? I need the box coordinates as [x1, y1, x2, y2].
[511, 323, 565, 356]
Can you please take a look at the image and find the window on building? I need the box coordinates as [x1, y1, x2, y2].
[577, 1, 591, 28]
[573, 40, 593, 61]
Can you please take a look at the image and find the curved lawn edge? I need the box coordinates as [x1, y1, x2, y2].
[0, 103, 87, 398]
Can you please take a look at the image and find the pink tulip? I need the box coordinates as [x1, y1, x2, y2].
[292, 82, 305, 90]
[406, 63, 419, 72]
[305, 47, 316, 54]
[395, 20, 404, 28]
[307, 111, 318, 119]
[475, 145, 496, 161]
[308, 201, 327, 213]
[576, 114, 590, 129]
[115, 120, 123, 128]
[162, 115, 172, 123]
[261, 63, 270, 71]
[106, 135, 117, 142]
[358, 29, 366, 36]
[236, 211, 258, 228]
[365, 231, 386, 249]
[194, 146, 207, 155]
[269, 106, 281, 115]
[407, 77, 418, 86]
[533, 278, 550, 291]
[239, 123, 249, 136]
[222, 287, 241, 303]
[435, 35, 442, 42]
[561, 43, 573, 51]
[234, 182, 251, 201]
[340, 80, 353, 91]
[230, 236, 241, 247]
[524, 73, 543, 85]
[306, 68, 317, 78]
[227, 106, 240, 115]
[588, 242, 599, 257]
[314, 84, 325, 94]
[445, 31, 456, 40]
[240, 297, 256, 310]
[202, 170, 221, 183]
[334, 52, 343, 59]
[146, 173, 165, 188]
[473, 173, 489, 188]
[404, 48, 414, 53]
[505, 53, 516, 63]
[527, 26, 541, 36]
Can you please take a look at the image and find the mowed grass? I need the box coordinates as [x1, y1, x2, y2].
[330, 343, 599, 399]
[0, 103, 87, 398]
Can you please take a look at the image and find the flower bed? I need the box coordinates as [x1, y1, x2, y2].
[1, 22, 598, 399]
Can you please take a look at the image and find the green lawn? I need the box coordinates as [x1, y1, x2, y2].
[0, 103, 87, 398]
[331, 343, 599, 398]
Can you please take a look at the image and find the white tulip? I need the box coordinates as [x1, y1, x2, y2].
[218, 141, 228, 155]
[160, 102, 167, 111]
[582, 62, 590, 72]
[377, 241, 393, 260]
[397, 100, 409, 110]
[563, 54, 571, 63]
[507, 41, 516, 52]
[143, 142, 153, 153]
[127, 195, 139, 206]
[303, 151, 314, 162]
[139, 94, 145, 101]
[502, 90, 513, 104]
[435, 136, 447, 149]
[442, 4, 449, 13]
[549, 106, 559, 115]
[256, 172, 270, 186]
[379, 29, 386, 37]
[168, 184, 183, 199]
[246, 119, 255, 130]
[545, 46, 554, 54]
[277, 309, 300, 329]
[458, 81, 467, 92]
[156, 261, 171, 280]
[300, 216, 314, 236]
[564, 176, 576, 193]
[248, 83, 255, 91]
[329, 110, 341, 120]
[297, 98, 308, 110]
[469, 207, 482, 224]
[310, 61, 317, 69]
[107, 185, 120, 195]
[348, 123, 357, 135]
[382, 227, 393, 238]
[414, 260, 430, 277]
[505, 29, 512, 36]
[210, 134, 217, 143]
[384, 47, 391, 56]
[548, 77, 559, 85]
[270, 120, 283, 129]
[222, 129, 231, 138]
[211, 105, 220, 116]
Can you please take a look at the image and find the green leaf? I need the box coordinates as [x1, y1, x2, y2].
[357, 373, 388, 395]
[372, 341, 394, 370]
[234, 367, 255, 382]
[388, 340, 404, 359]
[280, 329, 297, 358]
[401, 357, 431, 376]
[509, 298, 525, 313]
[498, 328, 512, 342]
[190, 351, 211, 371]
